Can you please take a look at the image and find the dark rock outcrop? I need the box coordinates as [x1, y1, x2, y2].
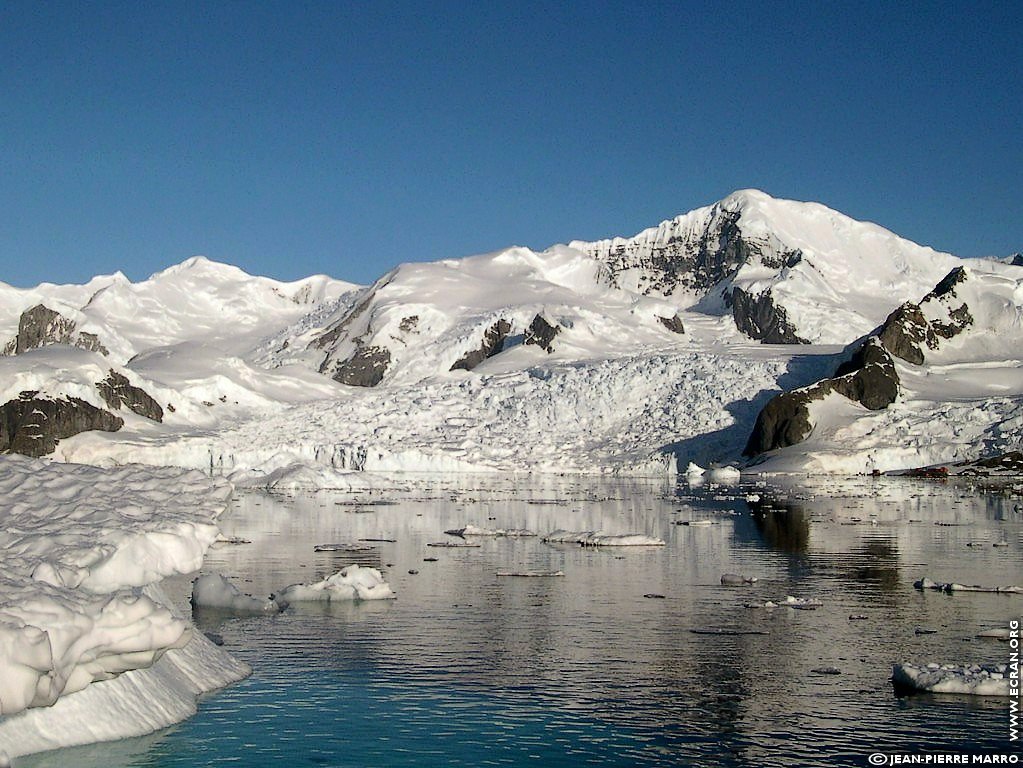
[743, 337, 899, 456]
[1, 391, 123, 457]
[3, 304, 109, 356]
[524, 314, 560, 353]
[579, 204, 802, 298]
[330, 345, 391, 387]
[876, 303, 931, 365]
[725, 288, 808, 344]
[1011, 253, 1023, 267]
[312, 292, 375, 353]
[875, 267, 973, 365]
[657, 313, 685, 334]
[96, 370, 164, 422]
[450, 319, 512, 371]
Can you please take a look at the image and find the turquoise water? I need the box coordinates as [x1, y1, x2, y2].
[18, 476, 1022, 767]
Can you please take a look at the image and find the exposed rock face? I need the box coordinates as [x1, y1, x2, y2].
[96, 370, 164, 422]
[744, 337, 899, 456]
[1, 391, 123, 457]
[524, 314, 560, 353]
[657, 313, 685, 334]
[3, 304, 109, 356]
[576, 204, 802, 298]
[311, 292, 375, 353]
[876, 303, 931, 365]
[725, 288, 808, 344]
[1011, 253, 1023, 267]
[876, 267, 973, 364]
[450, 319, 512, 371]
[329, 345, 391, 387]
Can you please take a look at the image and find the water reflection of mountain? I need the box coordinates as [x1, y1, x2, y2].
[165, 475, 1021, 766]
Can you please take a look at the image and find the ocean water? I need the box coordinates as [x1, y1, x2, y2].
[20, 475, 1022, 767]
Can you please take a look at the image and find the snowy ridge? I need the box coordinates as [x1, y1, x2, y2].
[1, 256, 357, 364]
[287, 245, 684, 387]
[750, 261, 1023, 473]
[572, 189, 964, 344]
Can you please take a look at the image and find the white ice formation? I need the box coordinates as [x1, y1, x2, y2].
[0, 456, 249, 760]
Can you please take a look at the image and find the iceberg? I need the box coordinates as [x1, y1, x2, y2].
[0, 456, 248, 760]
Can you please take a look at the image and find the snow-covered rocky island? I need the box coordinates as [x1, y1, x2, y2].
[1, 190, 1021, 761]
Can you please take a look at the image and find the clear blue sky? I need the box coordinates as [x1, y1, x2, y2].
[1, 1, 1020, 287]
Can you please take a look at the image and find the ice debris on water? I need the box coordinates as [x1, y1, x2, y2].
[193, 565, 397, 611]
[892, 662, 1011, 696]
[720, 573, 758, 586]
[191, 573, 282, 613]
[914, 576, 1023, 594]
[750, 596, 822, 609]
[275, 565, 396, 603]
[541, 530, 665, 546]
[445, 525, 536, 537]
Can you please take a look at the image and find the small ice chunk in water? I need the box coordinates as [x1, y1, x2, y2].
[720, 573, 757, 585]
[892, 662, 1011, 696]
[191, 573, 281, 613]
[276, 564, 396, 603]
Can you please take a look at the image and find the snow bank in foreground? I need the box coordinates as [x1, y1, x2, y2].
[276, 565, 396, 603]
[0, 456, 245, 760]
[892, 663, 1011, 696]
[0, 587, 249, 759]
[541, 530, 665, 546]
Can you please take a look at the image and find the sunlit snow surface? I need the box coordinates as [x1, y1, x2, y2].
[0, 457, 248, 761]
[2, 194, 1021, 477]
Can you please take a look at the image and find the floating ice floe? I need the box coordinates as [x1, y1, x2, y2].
[750, 596, 822, 609]
[706, 466, 742, 483]
[275, 565, 396, 603]
[976, 628, 1011, 640]
[191, 573, 282, 613]
[685, 462, 706, 478]
[892, 662, 1011, 696]
[720, 573, 758, 586]
[427, 541, 482, 548]
[444, 525, 536, 537]
[496, 570, 565, 577]
[914, 577, 1023, 594]
[541, 530, 665, 546]
[213, 534, 251, 545]
[313, 543, 376, 552]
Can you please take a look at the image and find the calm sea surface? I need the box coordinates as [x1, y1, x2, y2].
[20, 475, 1023, 767]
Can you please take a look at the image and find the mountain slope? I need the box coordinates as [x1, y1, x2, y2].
[571, 190, 963, 344]
[2, 191, 1019, 478]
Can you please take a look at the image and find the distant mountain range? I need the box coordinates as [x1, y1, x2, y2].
[2, 190, 1020, 479]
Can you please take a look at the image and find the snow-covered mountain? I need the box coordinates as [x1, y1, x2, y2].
[260, 245, 687, 387]
[0, 256, 357, 363]
[2, 191, 1020, 476]
[572, 189, 963, 344]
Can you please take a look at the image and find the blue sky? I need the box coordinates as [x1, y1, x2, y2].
[1, 1, 1020, 287]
